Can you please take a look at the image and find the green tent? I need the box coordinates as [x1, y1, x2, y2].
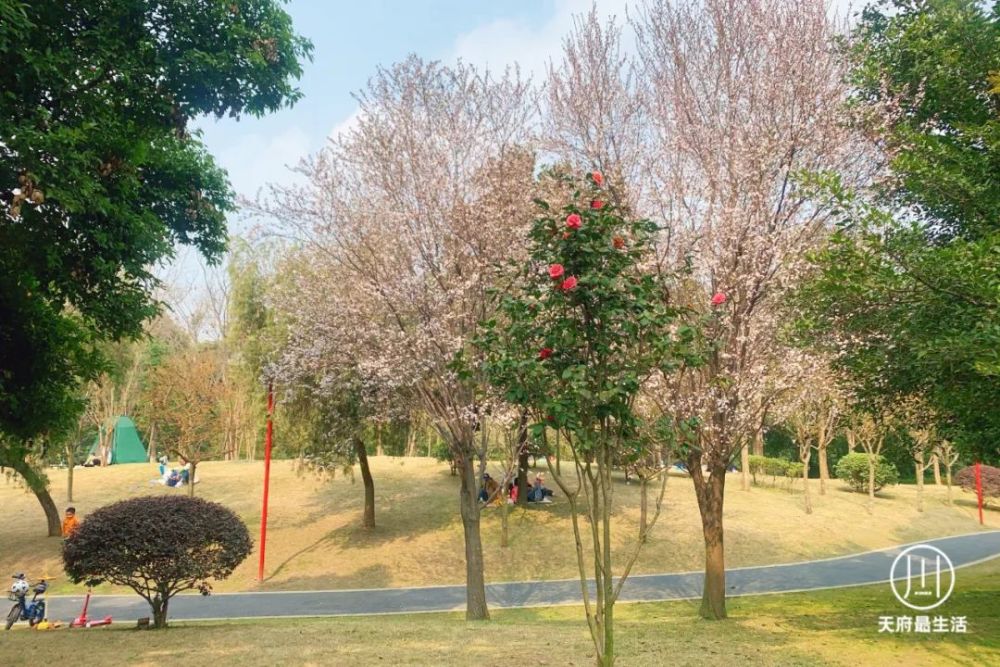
[88, 416, 148, 464]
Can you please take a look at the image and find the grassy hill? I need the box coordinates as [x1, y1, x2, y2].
[1, 456, 995, 595]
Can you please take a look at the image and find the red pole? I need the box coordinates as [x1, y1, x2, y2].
[975, 461, 984, 525]
[257, 382, 274, 581]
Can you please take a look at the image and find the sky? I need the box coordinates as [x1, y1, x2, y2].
[166, 0, 631, 312]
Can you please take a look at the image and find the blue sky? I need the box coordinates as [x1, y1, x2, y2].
[195, 0, 590, 213]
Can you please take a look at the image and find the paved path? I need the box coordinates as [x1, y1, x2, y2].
[46, 531, 1000, 622]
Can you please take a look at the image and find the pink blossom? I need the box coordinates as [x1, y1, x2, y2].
[592, 171, 603, 187]
[549, 264, 565, 279]
[711, 293, 727, 306]
[538, 348, 553, 360]
[566, 213, 582, 229]
[590, 200, 604, 210]
[561, 276, 578, 291]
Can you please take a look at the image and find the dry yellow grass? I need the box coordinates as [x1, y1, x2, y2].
[1, 456, 995, 595]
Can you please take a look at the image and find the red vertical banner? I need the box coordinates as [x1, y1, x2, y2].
[258, 382, 274, 581]
[975, 461, 984, 526]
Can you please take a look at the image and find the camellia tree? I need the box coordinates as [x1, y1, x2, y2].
[478, 171, 699, 667]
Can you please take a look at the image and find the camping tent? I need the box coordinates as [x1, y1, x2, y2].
[88, 416, 148, 464]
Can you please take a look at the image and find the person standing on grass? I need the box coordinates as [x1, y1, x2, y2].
[61, 506, 80, 537]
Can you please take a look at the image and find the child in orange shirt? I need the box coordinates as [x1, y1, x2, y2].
[61, 506, 80, 538]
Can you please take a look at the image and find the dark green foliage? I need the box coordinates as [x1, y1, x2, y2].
[0, 1, 311, 439]
[834, 453, 900, 493]
[799, 0, 1000, 461]
[63, 495, 252, 627]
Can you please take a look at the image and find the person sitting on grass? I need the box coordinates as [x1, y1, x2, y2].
[528, 473, 554, 503]
[61, 506, 80, 537]
[478, 473, 500, 504]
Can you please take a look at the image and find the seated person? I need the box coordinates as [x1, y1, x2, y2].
[528, 473, 554, 503]
[478, 473, 500, 504]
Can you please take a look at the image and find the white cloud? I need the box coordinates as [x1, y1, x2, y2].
[452, 0, 630, 78]
[215, 125, 312, 204]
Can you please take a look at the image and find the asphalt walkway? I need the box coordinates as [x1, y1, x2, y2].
[46, 530, 1000, 622]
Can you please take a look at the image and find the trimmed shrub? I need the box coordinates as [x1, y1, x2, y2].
[955, 465, 1000, 503]
[784, 462, 805, 479]
[747, 455, 768, 484]
[63, 495, 252, 628]
[748, 455, 796, 486]
[764, 457, 789, 478]
[835, 452, 899, 493]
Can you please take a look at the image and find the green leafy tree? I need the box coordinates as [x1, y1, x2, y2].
[477, 171, 698, 667]
[800, 0, 1000, 461]
[0, 0, 310, 436]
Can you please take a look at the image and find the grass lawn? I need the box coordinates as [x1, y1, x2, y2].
[0, 456, 995, 595]
[2, 556, 998, 666]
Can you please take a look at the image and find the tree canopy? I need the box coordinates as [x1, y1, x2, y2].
[0, 0, 311, 439]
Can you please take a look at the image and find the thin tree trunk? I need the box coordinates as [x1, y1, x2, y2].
[740, 443, 750, 491]
[946, 463, 953, 504]
[915, 450, 925, 513]
[458, 452, 489, 620]
[931, 454, 941, 486]
[639, 474, 649, 540]
[187, 462, 196, 497]
[818, 444, 829, 495]
[500, 492, 510, 548]
[867, 456, 876, 515]
[752, 429, 764, 457]
[375, 423, 384, 457]
[517, 411, 529, 507]
[689, 453, 727, 620]
[148, 423, 157, 462]
[355, 437, 376, 529]
[65, 443, 75, 503]
[12, 459, 61, 537]
[802, 450, 812, 514]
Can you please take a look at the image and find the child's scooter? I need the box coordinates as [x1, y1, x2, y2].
[70, 590, 112, 628]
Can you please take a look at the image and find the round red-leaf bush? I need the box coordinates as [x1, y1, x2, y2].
[711, 292, 727, 306]
[63, 495, 252, 628]
[538, 347, 553, 360]
[549, 263, 565, 279]
[591, 199, 604, 210]
[591, 171, 603, 187]
[561, 276, 578, 291]
[955, 465, 1000, 502]
[566, 213, 582, 229]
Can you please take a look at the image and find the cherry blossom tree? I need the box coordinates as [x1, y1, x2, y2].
[251, 56, 537, 620]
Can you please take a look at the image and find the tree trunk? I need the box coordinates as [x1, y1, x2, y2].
[689, 453, 727, 620]
[151, 594, 169, 629]
[148, 423, 157, 462]
[915, 450, 925, 513]
[740, 443, 750, 491]
[355, 437, 376, 529]
[500, 492, 510, 548]
[187, 462, 196, 497]
[945, 463, 953, 504]
[752, 429, 764, 457]
[517, 411, 529, 506]
[65, 444, 75, 503]
[802, 450, 812, 514]
[11, 458, 61, 537]
[931, 454, 941, 486]
[458, 452, 489, 620]
[639, 474, 649, 541]
[866, 456, 876, 515]
[375, 423, 383, 457]
[818, 444, 829, 496]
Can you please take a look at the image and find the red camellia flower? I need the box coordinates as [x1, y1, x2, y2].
[538, 347, 553, 360]
[566, 213, 582, 229]
[549, 263, 565, 279]
[613, 236, 625, 249]
[561, 276, 578, 291]
[591, 200, 604, 210]
[562, 231, 571, 240]
[592, 171, 603, 187]
[711, 292, 727, 306]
